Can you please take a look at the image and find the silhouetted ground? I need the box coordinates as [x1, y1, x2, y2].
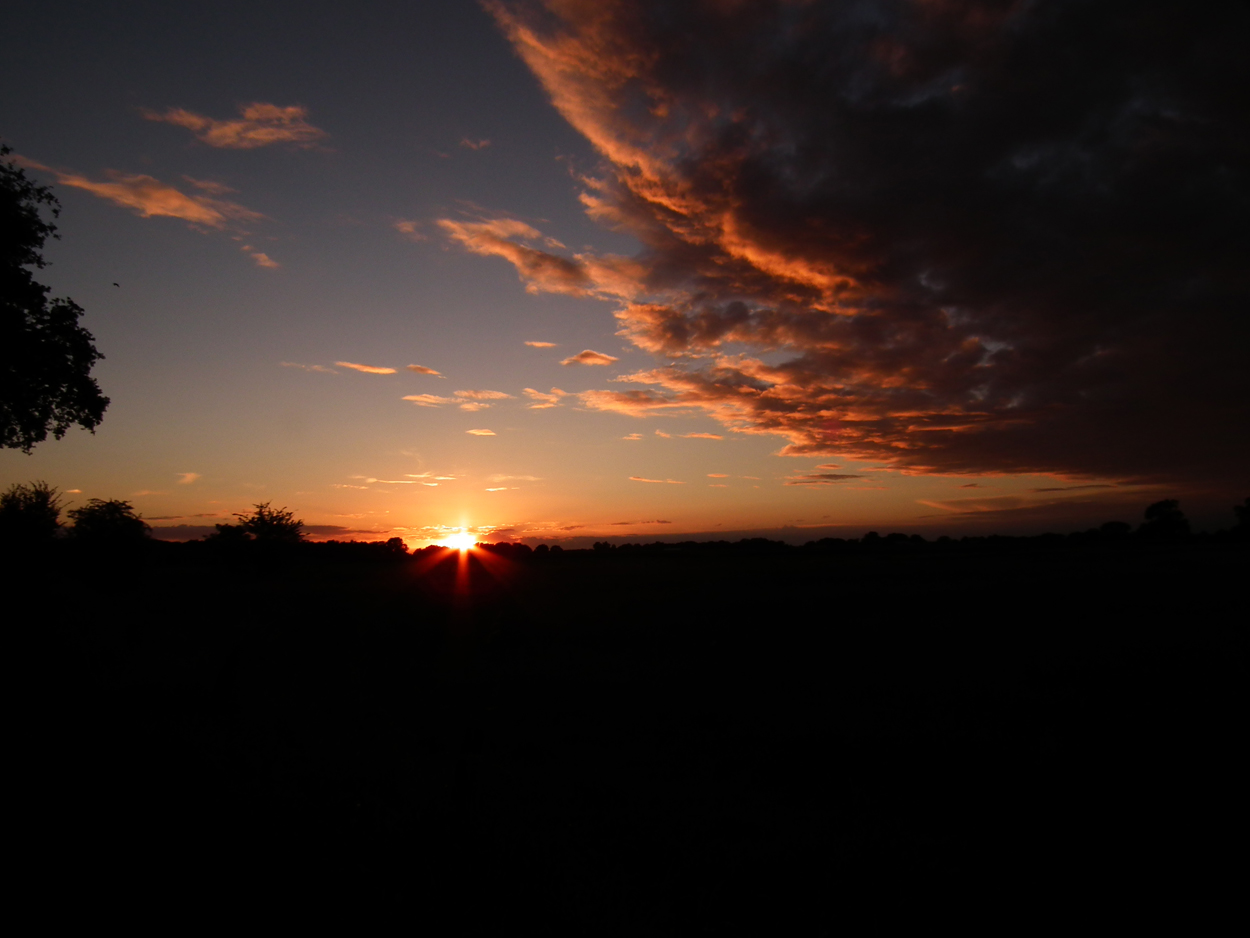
[12, 537, 1245, 928]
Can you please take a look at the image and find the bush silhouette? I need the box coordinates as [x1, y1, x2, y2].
[1138, 499, 1191, 540]
[0, 480, 62, 542]
[68, 498, 150, 543]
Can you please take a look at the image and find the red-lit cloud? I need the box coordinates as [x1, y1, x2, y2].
[475, 0, 1250, 488]
[406, 364, 444, 377]
[144, 103, 327, 149]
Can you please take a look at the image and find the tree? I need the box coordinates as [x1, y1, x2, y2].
[1, 145, 109, 452]
[1138, 499, 1190, 540]
[67, 498, 150, 543]
[234, 502, 305, 542]
[0, 480, 62, 542]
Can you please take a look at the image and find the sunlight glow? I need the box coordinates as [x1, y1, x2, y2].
[441, 530, 477, 551]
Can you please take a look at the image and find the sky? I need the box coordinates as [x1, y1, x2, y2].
[2, 0, 1246, 544]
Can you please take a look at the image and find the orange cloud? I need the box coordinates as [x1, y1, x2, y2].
[438, 216, 591, 296]
[622, 433, 642, 440]
[281, 362, 337, 374]
[628, 477, 685, 484]
[46, 166, 260, 228]
[407, 364, 444, 377]
[523, 387, 569, 408]
[402, 394, 455, 407]
[176, 473, 201, 485]
[461, 138, 492, 150]
[336, 362, 397, 374]
[682, 432, 722, 440]
[144, 103, 327, 149]
[477, 1, 1250, 488]
[561, 349, 619, 366]
[250, 252, 279, 268]
[525, 340, 557, 347]
[394, 220, 428, 242]
[707, 473, 729, 478]
[455, 389, 514, 400]
[466, 429, 497, 436]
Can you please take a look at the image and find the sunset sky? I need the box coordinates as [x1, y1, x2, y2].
[3, 0, 1246, 544]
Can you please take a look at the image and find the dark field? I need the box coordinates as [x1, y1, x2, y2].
[16, 539, 1246, 927]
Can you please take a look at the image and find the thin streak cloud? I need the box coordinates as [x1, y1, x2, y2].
[336, 362, 397, 374]
[144, 102, 327, 149]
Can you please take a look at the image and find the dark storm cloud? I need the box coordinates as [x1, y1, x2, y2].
[480, 0, 1250, 486]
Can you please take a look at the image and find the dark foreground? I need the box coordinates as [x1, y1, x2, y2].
[15, 539, 1246, 927]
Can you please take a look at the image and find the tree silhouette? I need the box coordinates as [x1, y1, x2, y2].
[1138, 499, 1191, 540]
[1, 145, 109, 452]
[0, 480, 62, 542]
[68, 498, 151, 543]
[234, 502, 305, 542]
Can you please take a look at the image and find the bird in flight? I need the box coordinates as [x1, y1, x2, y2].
[112, 282, 120, 287]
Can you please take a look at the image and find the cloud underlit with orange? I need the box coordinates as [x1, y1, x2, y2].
[561, 349, 618, 366]
[460, 0, 1250, 487]
[144, 103, 327, 149]
[336, 362, 397, 374]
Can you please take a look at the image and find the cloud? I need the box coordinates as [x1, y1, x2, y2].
[561, 349, 619, 366]
[682, 432, 722, 440]
[17, 157, 262, 228]
[525, 340, 557, 347]
[622, 433, 642, 440]
[438, 215, 592, 295]
[406, 364, 444, 377]
[628, 477, 684, 484]
[466, 429, 497, 436]
[394, 220, 428, 242]
[481, 0, 1250, 489]
[461, 138, 492, 150]
[282, 361, 338, 374]
[176, 472, 201, 485]
[16, 156, 277, 265]
[523, 387, 569, 408]
[402, 394, 456, 407]
[337, 361, 397, 374]
[455, 389, 514, 400]
[784, 471, 865, 487]
[489, 474, 541, 482]
[707, 473, 729, 478]
[654, 429, 670, 438]
[144, 103, 327, 149]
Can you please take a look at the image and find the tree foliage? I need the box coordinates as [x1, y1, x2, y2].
[0, 479, 62, 542]
[233, 502, 305, 542]
[1, 145, 109, 452]
[68, 498, 150, 542]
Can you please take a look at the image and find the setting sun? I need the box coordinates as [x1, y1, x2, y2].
[441, 530, 477, 551]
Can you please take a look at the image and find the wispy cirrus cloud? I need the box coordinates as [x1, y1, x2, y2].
[466, 429, 497, 436]
[476, 0, 1250, 490]
[622, 433, 642, 440]
[406, 364, 444, 377]
[337, 361, 397, 374]
[460, 138, 491, 150]
[561, 349, 618, 366]
[15, 155, 274, 265]
[454, 389, 514, 412]
[176, 473, 201, 485]
[394, 220, 428, 242]
[282, 362, 338, 374]
[144, 102, 327, 149]
[525, 340, 557, 348]
[402, 394, 456, 407]
[628, 476, 684, 484]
